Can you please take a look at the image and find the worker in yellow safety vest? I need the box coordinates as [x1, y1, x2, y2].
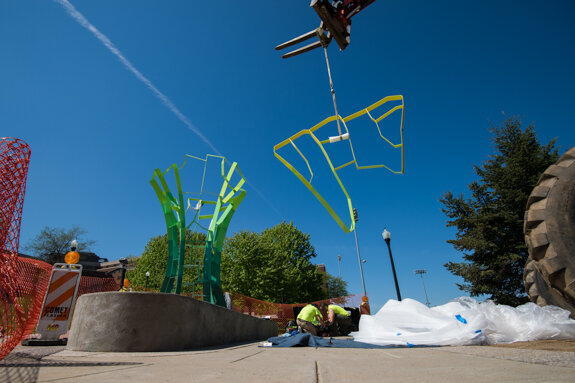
[296, 304, 325, 336]
[320, 302, 353, 336]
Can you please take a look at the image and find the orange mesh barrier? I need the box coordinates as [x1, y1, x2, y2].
[78, 275, 120, 296]
[14, 258, 52, 338]
[229, 292, 363, 333]
[1, 138, 32, 361]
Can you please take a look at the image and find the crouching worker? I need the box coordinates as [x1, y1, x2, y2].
[321, 303, 353, 336]
[296, 304, 325, 336]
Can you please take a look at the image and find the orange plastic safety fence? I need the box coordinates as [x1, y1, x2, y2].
[14, 258, 52, 339]
[78, 275, 120, 296]
[1, 138, 32, 361]
[228, 292, 363, 333]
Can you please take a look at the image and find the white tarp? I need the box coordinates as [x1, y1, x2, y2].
[352, 297, 575, 346]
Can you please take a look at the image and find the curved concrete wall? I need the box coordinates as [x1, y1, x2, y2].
[67, 292, 278, 352]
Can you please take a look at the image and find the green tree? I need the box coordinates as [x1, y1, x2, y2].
[440, 116, 559, 306]
[129, 231, 206, 293]
[23, 226, 95, 264]
[325, 273, 349, 298]
[221, 221, 324, 303]
[219, 230, 265, 297]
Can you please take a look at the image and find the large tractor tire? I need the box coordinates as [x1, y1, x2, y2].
[524, 146, 575, 316]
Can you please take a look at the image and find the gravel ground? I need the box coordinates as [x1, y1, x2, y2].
[491, 339, 575, 352]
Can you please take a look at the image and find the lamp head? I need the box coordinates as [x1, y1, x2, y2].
[71, 239, 79, 251]
[146, 271, 150, 277]
[382, 229, 391, 241]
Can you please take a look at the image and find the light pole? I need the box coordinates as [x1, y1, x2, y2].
[353, 208, 367, 300]
[414, 269, 430, 307]
[145, 271, 150, 289]
[337, 254, 342, 279]
[382, 228, 402, 301]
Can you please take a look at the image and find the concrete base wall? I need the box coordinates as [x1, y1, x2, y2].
[67, 292, 278, 352]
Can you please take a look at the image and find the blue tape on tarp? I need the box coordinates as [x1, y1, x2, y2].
[455, 314, 467, 324]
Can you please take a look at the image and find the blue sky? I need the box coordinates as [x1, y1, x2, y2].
[3, 0, 574, 312]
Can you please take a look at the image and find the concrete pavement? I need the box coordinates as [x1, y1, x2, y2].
[2, 341, 575, 383]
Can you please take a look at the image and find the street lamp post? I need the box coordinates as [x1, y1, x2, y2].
[337, 254, 342, 279]
[353, 209, 367, 299]
[382, 228, 402, 301]
[145, 271, 150, 289]
[414, 269, 430, 307]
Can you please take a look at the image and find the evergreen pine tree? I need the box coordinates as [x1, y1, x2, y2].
[441, 116, 559, 306]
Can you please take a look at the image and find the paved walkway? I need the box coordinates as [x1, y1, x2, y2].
[2, 342, 575, 383]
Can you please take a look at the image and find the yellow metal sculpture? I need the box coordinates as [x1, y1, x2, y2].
[274, 95, 404, 233]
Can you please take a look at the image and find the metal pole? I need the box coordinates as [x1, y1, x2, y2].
[415, 270, 430, 306]
[353, 209, 367, 298]
[384, 238, 401, 301]
[421, 275, 430, 307]
[354, 229, 367, 298]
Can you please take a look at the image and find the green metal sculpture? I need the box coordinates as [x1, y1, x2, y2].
[150, 155, 246, 307]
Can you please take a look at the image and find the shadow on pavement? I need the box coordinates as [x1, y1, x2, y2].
[0, 346, 141, 383]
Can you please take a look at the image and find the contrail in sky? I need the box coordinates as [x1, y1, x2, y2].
[54, 0, 221, 155]
[54, 0, 282, 217]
